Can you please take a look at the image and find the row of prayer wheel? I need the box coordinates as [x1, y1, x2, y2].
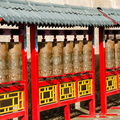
[0, 42, 22, 83]
[106, 39, 120, 68]
[38, 41, 92, 77]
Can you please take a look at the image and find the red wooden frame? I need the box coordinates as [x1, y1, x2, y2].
[99, 27, 120, 117]
[0, 24, 28, 120]
[30, 25, 96, 120]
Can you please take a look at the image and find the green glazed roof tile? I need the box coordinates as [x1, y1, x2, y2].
[0, 0, 117, 27]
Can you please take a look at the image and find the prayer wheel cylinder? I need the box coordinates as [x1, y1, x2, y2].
[73, 41, 83, 72]
[0, 43, 8, 83]
[8, 42, 22, 82]
[38, 42, 52, 76]
[63, 41, 73, 74]
[52, 42, 63, 75]
[115, 40, 120, 67]
[105, 39, 115, 68]
[83, 40, 92, 71]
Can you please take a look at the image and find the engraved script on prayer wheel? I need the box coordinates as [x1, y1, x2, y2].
[83, 41, 92, 71]
[73, 41, 83, 72]
[52, 42, 63, 75]
[8, 42, 22, 82]
[63, 41, 73, 74]
[38, 42, 52, 76]
[0, 43, 8, 83]
[105, 39, 115, 68]
[115, 40, 120, 67]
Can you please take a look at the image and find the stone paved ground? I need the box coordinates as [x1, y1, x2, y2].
[72, 107, 120, 120]
[72, 116, 120, 120]
[39, 97, 120, 120]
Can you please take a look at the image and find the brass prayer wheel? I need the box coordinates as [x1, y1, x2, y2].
[38, 42, 52, 76]
[8, 69, 22, 82]
[0, 43, 8, 83]
[83, 40, 92, 71]
[63, 41, 73, 73]
[0, 70, 8, 83]
[38, 66, 52, 77]
[8, 42, 22, 81]
[105, 39, 115, 68]
[115, 40, 120, 67]
[52, 42, 63, 75]
[73, 41, 83, 72]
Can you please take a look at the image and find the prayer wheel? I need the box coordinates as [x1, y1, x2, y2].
[38, 42, 52, 76]
[105, 39, 115, 68]
[8, 42, 22, 81]
[0, 43, 8, 83]
[73, 41, 83, 72]
[83, 40, 92, 71]
[115, 40, 120, 68]
[52, 42, 63, 75]
[63, 41, 73, 74]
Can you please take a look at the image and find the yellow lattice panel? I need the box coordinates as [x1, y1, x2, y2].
[60, 82, 75, 101]
[106, 75, 117, 91]
[0, 91, 24, 115]
[118, 74, 120, 88]
[78, 79, 92, 97]
[39, 85, 57, 105]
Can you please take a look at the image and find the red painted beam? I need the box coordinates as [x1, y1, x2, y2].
[99, 113, 120, 118]
[78, 115, 96, 118]
[38, 73, 93, 87]
[0, 85, 24, 93]
[37, 30, 89, 35]
[0, 110, 25, 120]
[39, 95, 93, 112]
[106, 89, 120, 96]
[110, 107, 120, 109]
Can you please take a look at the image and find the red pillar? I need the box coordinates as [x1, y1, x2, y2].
[19, 24, 28, 120]
[99, 27, 107, 115]
[30, 24, 40, 120]
[64, 104, 70, 120]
